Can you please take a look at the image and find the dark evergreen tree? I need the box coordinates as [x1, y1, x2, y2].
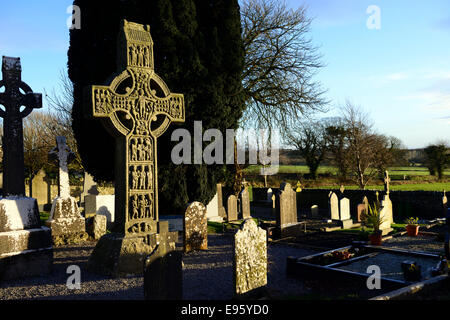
[68, 0, 245, 214]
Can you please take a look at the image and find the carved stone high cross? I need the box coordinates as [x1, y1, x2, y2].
[0, 56, 42, 196]
[49, 136, 75, 199]
[86, 20, 185, 236]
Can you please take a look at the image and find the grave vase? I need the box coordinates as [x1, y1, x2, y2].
[369, 231, 383, 246]
[406, 225, 419, 237]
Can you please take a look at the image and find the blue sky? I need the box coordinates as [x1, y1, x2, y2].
[0, 0, 449, 149]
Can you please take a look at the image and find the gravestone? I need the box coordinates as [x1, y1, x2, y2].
[87, 20, 184, 276]
[206, 191, 223, 223]
[0, 197, 53, 280]
[274, 183, 303, 238]
[227, 195, 238, 222]
[239, 187, 251, 219]
[443, 191, 448, 216]
[339, 197, 353, 229]
[311, 205, 319, 219]
[267, 188, 273, 203]
[184, 202, 208, 253]
[85, 194, 115, 224]
[233, 219, 267, 298]
[0, 56, 42, 196]
[0, 57, 52, 280]
[144, 228, 182, 300]
[86, 214, 107, 240]
[329, 192, 340, 220]
[31, 168, 51, 211]
[357, 204, 366, 222]
[81, 172, 99, 210]
[46, 137, 87, 245]
[379, 194, 394, 235]
[217, 183, 227, 219]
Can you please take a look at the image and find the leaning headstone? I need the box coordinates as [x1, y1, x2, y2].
[87, 20, 184, 276]
[46, 137, 87, 245]
[239, 187, 251, 219]
[274, 183, 302, 238]
[184, 202, 208, 253]
[311, 205, 319, 219]
[233, 219, 267, 298]
[329, 192, 339, 220]
[227, 195, 238, 222]
[144, 229, 182, 300]
[0, 56, 42, 197]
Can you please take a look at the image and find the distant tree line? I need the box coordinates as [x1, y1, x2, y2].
[285, 101, 409, 189]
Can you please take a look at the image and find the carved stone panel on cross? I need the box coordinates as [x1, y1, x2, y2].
[85, 20, 185, 238]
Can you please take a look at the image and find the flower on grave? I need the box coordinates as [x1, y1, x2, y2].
[405, 217, 419, 225]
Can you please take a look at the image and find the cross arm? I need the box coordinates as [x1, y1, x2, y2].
[154, 93, 185, 123]
[20, 93, 42, 118]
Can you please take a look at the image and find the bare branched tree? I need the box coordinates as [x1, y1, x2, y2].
[285, 120, 327, 179]
[240, 0, 328, 132]
[45, 70, 83, 169]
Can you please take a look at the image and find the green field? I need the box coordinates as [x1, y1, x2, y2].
[245, 165, 450, 177]
[244, 165, 450, 191]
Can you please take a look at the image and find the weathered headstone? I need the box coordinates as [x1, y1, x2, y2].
[329, 192, 339, 220]
[86, 20, 184, 276]
[227, 195, 238, 222]
[46, 137, 87, 245]
[0, 197, 53, 280]
[233, 219, 267, 298]
[0, 56, 42, 196]
[31, 168, 51, 211]
[357, 204, 366, 222]
[311, 205, 319, 219]
[217, 183, 227, 219]
[144, 228, 182, 300]
[239, 187, 251, 219]
[86, 214, 107, 240]
[274, 183, 302, 238]
[184, 202, 208, 253]
[81, 172, 99, 210]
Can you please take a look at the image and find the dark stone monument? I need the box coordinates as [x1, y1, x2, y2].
[0, 57, 51, 280]
[0, 56, 42, 196]
[86, 20, 184, 276]
[144, 228, 182, 300]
